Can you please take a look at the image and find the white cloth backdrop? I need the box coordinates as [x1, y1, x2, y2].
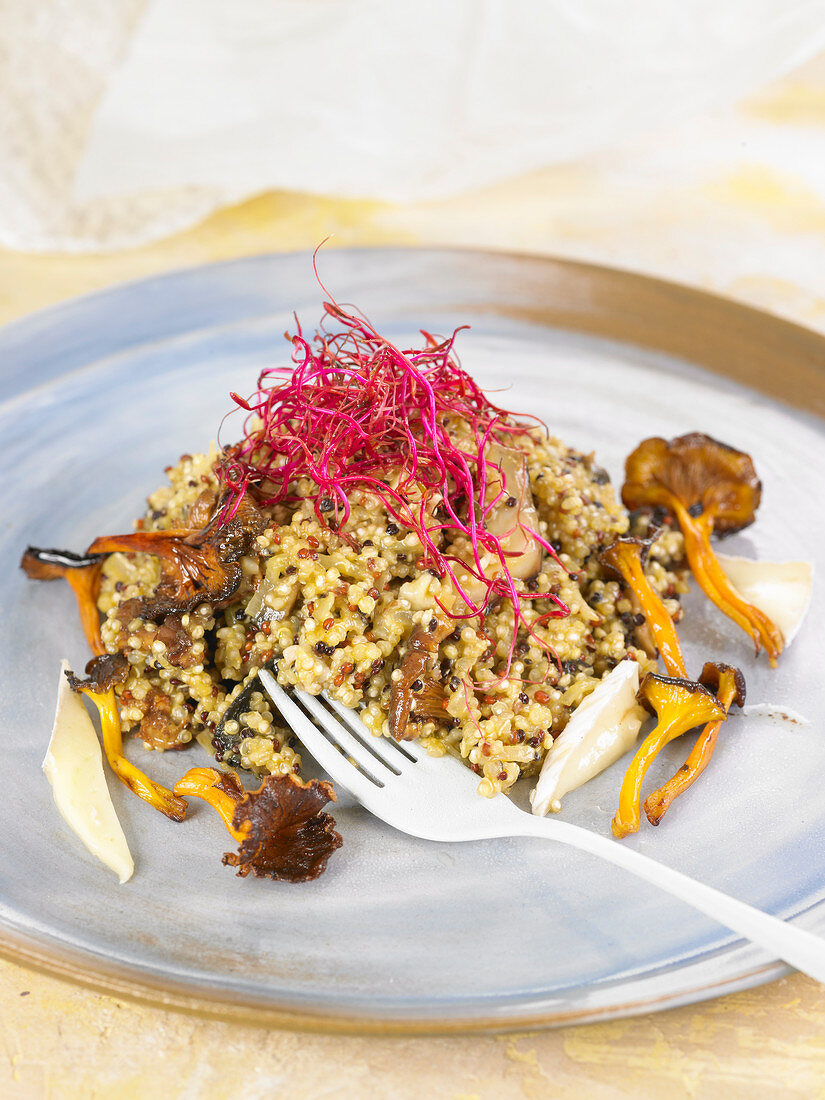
[2, 0, 825, 252]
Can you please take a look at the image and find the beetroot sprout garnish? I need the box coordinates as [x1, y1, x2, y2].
[219, 297, 569, 655]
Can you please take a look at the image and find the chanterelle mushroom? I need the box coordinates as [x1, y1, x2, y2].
[599, 535, 686, 678]
[644, 662, 746, 826]
[87, 491, 265, 622]
[622, 433, 783, 664]
[67, 661, 188, 822]
[611, 672, 726, 838]
[24, 539, 191, 822]
[174, 767, 342, 882]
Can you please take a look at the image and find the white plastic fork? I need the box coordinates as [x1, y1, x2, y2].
[259, 670, 825, 984]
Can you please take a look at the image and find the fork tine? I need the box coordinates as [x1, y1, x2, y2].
[307, 696, 403, 775]
[321, 696, 423, 767]
[293, 690, 401, 779]
[258, 672, 384, 802]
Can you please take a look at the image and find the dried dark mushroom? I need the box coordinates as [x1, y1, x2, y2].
[66, 669, 188, 822]
[211, 666, 276, 763]
[622, 433, 783, 664]
[611, 673, 727, 838]
[21, 547, 106, 655]
[644, 662, 746, 826]
[599, 535, 686, 678]
[70, 653, 129, 693]
[87, 491, 265, 622]
[174, 767, 342, 882]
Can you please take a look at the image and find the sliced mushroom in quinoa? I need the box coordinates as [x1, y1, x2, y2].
[389, 443, 549, 740]
[388, 610, 454, 740]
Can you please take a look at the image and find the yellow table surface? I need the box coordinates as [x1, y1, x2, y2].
[3, 57, 825, 1100]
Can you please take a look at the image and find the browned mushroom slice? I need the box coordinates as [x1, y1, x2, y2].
[413, 679, 450, 720]
[75, 653, 130, 693]
[388, 614, 454, 740]
[611, 673, 726, 838]
[88, 491, 265, 621]
[644, 662, 746, 825]
[622, 433, 783, 664]
[174, 767, 342, 882]
[599, 536, 687, 678]
[21, 547, 106, 655]
[187, 487, 219, 529]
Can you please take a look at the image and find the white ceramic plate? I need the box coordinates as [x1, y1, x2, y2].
[2, 249, 823, 1032]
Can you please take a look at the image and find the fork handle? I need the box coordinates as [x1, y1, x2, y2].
[514, 815, 825, 984]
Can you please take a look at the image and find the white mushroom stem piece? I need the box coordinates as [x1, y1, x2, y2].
[530, 660, 647, 816]
[483, 442, 542, 581]
[715, 555, 813, 646]
[43, 661, 134, 883]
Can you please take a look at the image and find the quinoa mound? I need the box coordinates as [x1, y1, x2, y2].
[97, 432, 687, 798]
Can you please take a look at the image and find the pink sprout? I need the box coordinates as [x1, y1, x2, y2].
[219, 298, 569, 650]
